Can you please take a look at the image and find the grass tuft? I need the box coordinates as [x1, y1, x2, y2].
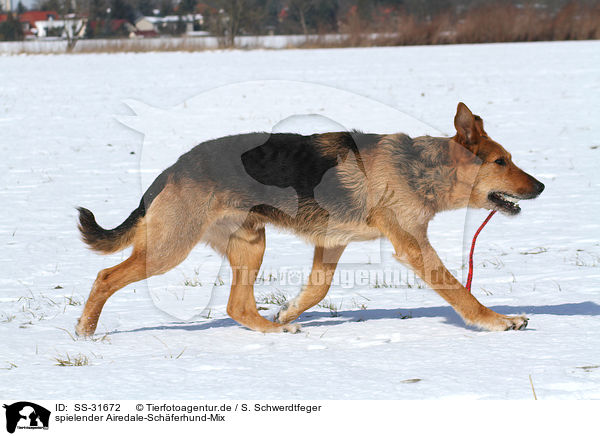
[54, 353, 90, 366]
[256, 290, 288, 306]
[318, 299, 342, 317]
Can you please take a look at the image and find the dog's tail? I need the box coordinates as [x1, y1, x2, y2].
[77, 168, 171, 254]
[77, 206, 142, 254]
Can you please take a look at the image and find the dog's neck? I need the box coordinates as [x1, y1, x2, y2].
[441, 139, 484, 212]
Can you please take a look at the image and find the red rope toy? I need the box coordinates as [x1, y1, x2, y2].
[465, 210, 497, 292]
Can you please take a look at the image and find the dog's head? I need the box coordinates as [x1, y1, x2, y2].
[451, 102, 544, 215]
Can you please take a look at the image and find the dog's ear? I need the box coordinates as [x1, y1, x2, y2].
[473, 115, 488, 137]
[454, 102, 480, 146]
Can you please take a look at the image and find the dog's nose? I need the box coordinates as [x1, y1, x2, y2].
[535, 180, 545, 194]
[528, 175, 544, 195]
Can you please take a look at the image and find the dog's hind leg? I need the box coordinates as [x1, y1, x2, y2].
[225, 226, 299, 333]
[76, 183, 210, 336]
[274, 244, 346, 324]
[75, 245, 149, 337]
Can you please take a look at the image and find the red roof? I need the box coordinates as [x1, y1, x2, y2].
[134, 30, 159, 38]
[89, 19, 129, 33]
[0, 10, 59, 25]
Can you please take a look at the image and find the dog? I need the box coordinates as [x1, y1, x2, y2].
[75, 102, 544, 336]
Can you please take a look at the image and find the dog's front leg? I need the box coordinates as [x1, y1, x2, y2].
[275, 244, 346, 324]
[369, 209, 528, 331]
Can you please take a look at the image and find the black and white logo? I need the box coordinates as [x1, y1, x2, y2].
[3, 402, 50, 434]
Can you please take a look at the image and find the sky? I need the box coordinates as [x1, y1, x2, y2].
[6, 0, 37, 11]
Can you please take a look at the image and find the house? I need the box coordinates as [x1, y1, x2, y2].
[134, 16, 158, 33]
[88, 18, 136, 37]
[134, 14, 203, 36]
[34, 14, 86, 38]
[0, 10, 59, 36]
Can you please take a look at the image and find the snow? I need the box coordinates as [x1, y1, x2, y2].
[0, 34, 347, 54]
[1, 41, 600, 400]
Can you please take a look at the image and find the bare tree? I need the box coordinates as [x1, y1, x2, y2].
[36, 0, 87, 51]
[64, 18, 86, 51]
[211, 0, 244, 47]
[208, 0, 269, 47]
[289, 0, 311, 36]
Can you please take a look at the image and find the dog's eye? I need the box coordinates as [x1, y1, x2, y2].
[494, 158, 507, 166]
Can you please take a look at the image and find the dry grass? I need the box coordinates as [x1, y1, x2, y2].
[332, 2, 600, 48]
[317, 298, 342, 317]
[256, 290, 289, 306]
[54, 353, 90, 366]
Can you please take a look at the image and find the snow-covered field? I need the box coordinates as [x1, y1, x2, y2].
[1, 41, 600, 400]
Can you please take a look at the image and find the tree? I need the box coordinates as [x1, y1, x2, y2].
[289, 0, 311, 35]
[137, 0, 156, 16]
[213, 0, 245, 46]
[85, 0, 108, 38]
[35, 0, 63, 11]
[64, 4, 88, 51]
[16, 1, 28, 14]
[0, 12, 25, 41]
[110, 0, 135, 21]
[179, 0, 197, 14]
[311, 0, 339, 32]
[37, 0, 89, 51]
[159, 0, 174, 15]
[207, 0, 275, 45]
[287, 0, 339, 35]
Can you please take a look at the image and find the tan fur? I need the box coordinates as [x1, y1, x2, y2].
[275, 245, 346, 324]
[77, 103, 542, 336]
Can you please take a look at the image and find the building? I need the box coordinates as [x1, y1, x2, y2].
[87, 18, 136, 38]
[0, 11, 59, 36]
[35, 14, 86, 38]
[134, 14, 203, 36]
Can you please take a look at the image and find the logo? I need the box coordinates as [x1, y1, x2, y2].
[3, 402, 50, 434]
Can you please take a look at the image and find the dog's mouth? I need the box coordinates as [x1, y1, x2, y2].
[488, 192, 523, 215]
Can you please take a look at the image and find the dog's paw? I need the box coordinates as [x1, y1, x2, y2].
[501, 314, 529, 331]
[273, 302, 293, 325]
[281, 323, 301, 334]
[473, 313, 529, 331]
[74, 318, 96, 338]
[273, 310, 300, 333]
